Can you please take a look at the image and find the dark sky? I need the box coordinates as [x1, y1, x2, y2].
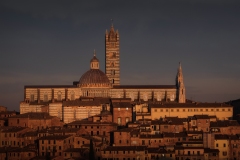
[1, 0, 240, 111]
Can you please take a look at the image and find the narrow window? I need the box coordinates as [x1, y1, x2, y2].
[117, 117, 122, 125]
[57, 92, 61, 101]
[30, 94, 34, 102]
[44, 94, 48, 102]
[70, 91, 75, 100]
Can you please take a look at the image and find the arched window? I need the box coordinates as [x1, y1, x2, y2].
[70, 91, 75, 100]
[112, 79, 114, 84]
[44, 93, 48, 102]
[57, 91, 62, 101]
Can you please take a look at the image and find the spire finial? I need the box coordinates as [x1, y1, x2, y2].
[178, 61, 182, 70]
[93, 49, 96, 56]
[111, 19, 114, 27]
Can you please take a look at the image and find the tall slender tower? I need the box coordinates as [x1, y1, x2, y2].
[105, 24, 120, 86]
[176, 62, 186, 103]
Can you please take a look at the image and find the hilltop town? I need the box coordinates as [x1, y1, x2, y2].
[1, 25, 239, 160]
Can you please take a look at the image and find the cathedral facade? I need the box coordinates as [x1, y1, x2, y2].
[20, 25, 186, 123]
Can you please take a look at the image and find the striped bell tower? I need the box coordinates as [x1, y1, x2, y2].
[105, 24, 120, 86]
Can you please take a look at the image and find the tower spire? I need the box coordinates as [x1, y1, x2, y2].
[111, 19, 114, 27]
[176, 62, 185, 103]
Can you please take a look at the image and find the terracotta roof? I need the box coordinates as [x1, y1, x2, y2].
[111, 98, 131, 102]
[37, 127, 80, 134]
[163, 132, 187, 138]
[113, 85, 176, 89]
[187, 131, 203, 134]
[103, 146, 147, 151]
[9, 112, 54, 119]
[151, 118, 185, 125]
[229, 135, 239, 140]
[0, 147, 19, 153]
[64, 148, 86, 152]
[150, 103, 232, 108]
[204, 148, 219, 153]
[30, 156, 59, 160]
[113, 128, 135, 132]
[99, 110, 112, 116]
[138, 119, 152, 122]
[63, 100, 102, 106]
[112, 102, 132, 108]
[38, 135, 72, 140]
[140, 134, 163, 139]
[147, 147, 169, 153]
[25, 85, 76, 88]
[67, 120, 118, 126]
[175, 146, 204, 150]
[1, 126, 28, 133]
[21, 131, 38, 137]
[210, 120, 240, 128]
[181, 141, 203, 144]
[8, 147, 36, 153]
[193, 115, 210, 119]
[215, 134, 229, 140]
[0, 111, 17, 115]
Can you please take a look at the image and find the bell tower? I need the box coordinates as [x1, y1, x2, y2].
[105, 24, 120, 86]
[176, 62, 186, 103]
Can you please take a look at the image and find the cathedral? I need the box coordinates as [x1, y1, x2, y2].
[20, 24, 186, 123]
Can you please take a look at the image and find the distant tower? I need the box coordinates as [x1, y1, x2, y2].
[105, 24, 120, 86]
[176, 62, 186, 103]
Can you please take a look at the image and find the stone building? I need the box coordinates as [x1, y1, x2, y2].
[20, 24, 186, 124]
[38, 135, 73, 157]
[0, 126, 34, 147]
[8, 112, 63, 129]
[136, 102, 233, 120]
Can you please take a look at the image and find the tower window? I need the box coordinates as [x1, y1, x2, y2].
[111, 70, 115, 75]
[30, 94, 34, 102]
[44, 94, 48, 102]
[112, 79, 114, 84]
[110, 62, 115, 67]
[113, 52, 116, 58]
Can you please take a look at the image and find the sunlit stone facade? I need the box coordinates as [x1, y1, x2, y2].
[20, 25, 186, 123]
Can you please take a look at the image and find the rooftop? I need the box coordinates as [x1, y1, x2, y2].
[9, 112, 54, 119]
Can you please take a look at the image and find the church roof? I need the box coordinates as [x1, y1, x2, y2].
[79, 69, 110, 87]
[112, 85, 176, 89]
[150, 103, 232, 108]
[24, 85, 76, 88]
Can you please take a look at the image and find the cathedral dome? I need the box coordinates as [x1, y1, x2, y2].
[79, 69, 110, 87]
[79, 53, 110, 88]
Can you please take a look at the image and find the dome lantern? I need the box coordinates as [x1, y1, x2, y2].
[90, 50, 99, 69]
